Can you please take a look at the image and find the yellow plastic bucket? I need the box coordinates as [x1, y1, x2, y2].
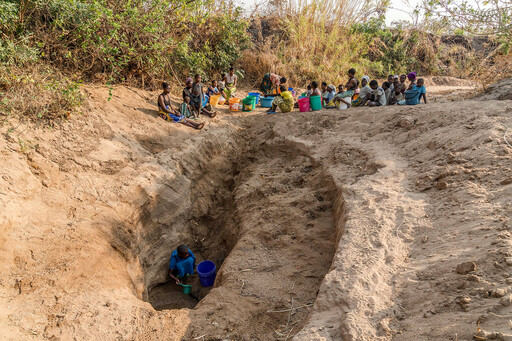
[229, 98, 241, 111]
[210, 94, 221, 107]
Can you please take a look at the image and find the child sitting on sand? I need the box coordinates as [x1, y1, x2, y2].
[324, 84, 336, 107]
[207, 80, 220, 97]
[335, 78, 358, 109]
[267, 85, 294, 113]
[346, 68, 357, 91]
[158, 82, 204, 130]
[186, 76, 217, 118]
[169, 245, 196, 284]
[406, 72, 417, 90]
[382, 81, 392, 105]
[310, 81, 322, 97]
[388, 76, 403, 105]
[306, 84, 313, 96]
[321, 82, 329, 104]
[218, 74, 228, 101]
[401, 78, 427, 105]
[352, 76, 371, 107]
[367, 80, 387, 107]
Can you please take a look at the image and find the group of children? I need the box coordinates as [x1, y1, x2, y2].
[307, 69, 427, 110]
[157, 68, 239, 130]
[157, 68, 428, 128]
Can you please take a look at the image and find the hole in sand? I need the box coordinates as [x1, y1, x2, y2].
[148, 281, 198, 310]
[134, 131, 341, 338]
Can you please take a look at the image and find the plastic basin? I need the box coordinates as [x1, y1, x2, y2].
[310, 96, 322, 111]
[197, 260, 216, 287]
[260, 97, 274, 108]
[298, 97, 311, 112]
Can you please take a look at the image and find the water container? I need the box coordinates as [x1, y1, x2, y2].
[298, 97, 311, 112]
[260, 97, 274, 108]
[310, 96, 322, 111]
[247, 95, 257, 109]
[197, 260, 216, 287]
[229, 98, 241, 111]
[179, 283, 192, 294]
[338, 96, 352, 110]
[209, 94, 221, 107]
[242, 97, 254, 112]
[248, 92, 261, 104]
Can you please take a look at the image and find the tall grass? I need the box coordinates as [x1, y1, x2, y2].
[242, 0, 389, 86]
[242, 0, 509, 87]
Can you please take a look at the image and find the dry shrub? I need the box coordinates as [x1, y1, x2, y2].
[475, 53, 512, 87]
[0, 65, 84, 124]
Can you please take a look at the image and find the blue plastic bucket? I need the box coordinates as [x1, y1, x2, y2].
[260, 97, 274, 108]
[248, 92, 261, 104]
[288, 87, 293, 91]
[197, 260, 216, 287]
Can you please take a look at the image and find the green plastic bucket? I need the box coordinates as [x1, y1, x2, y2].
[247, 95, 257, 108]
[243, 97, 255, 112]
[310, 96, 322, 111]
[179, 284, 192, 294]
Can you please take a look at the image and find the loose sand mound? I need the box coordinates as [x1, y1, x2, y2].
[0, 85, 511, 340]
[479, 77, 512, 101]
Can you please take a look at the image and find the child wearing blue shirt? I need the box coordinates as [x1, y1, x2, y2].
[401, 78, 427, 105]
[207, 80, 220, 97]
[168, 245, 196, 284]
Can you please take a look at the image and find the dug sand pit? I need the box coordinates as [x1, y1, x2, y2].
[182, 140, 338, 339]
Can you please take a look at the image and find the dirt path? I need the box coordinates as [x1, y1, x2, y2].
[0, 81, 511, 340]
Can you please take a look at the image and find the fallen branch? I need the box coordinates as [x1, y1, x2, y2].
[396, 222, 404, 238]
[502, 123, 511, 149]
[267, 303, 313, 313]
